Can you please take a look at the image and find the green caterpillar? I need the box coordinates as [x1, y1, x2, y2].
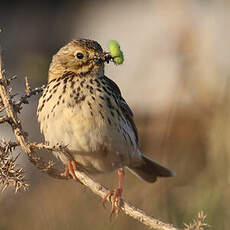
[108, 40, 124, 65]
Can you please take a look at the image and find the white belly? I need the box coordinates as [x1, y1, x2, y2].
[38, 91, 137, 173]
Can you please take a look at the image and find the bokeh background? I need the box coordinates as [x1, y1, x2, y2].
[1, 0, 230, 229]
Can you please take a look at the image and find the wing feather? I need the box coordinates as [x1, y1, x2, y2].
[103, 76, 139, 143]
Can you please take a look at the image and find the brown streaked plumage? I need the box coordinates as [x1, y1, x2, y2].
[37, 39, 175, 214]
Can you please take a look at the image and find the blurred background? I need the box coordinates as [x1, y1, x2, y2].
[0, 0, 230, 229]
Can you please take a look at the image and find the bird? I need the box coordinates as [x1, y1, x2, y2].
[37, 39, 175, 214]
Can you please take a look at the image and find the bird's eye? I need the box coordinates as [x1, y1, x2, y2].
[76, 52, 84, 59]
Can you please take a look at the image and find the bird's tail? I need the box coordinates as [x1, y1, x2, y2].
[127, 154, 176, 183]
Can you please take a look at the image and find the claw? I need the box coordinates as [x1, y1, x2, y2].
[64, 160, 79, 181]
[103, 190, 113, 209]
[103, 168, 124, 219]
[111, 188, 122, 217]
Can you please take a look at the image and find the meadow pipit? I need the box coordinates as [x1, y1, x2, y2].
[37, 39, 175, 214]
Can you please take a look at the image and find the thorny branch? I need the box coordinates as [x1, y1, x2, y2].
[0, 115, 9, 123]
[184, 211, 210, 230]
[0, 57, 178, 230]
[0, 140, 28, 192]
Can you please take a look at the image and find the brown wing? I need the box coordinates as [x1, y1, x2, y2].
[103, 76, 139, 143]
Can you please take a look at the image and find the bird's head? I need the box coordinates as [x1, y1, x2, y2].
[48, 39, 112, 81]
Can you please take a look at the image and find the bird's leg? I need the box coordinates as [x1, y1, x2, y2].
[60, 148, 79, 181]
[112, 168, 124, 215]
[64, 160, 79, 181]
[103, 168, 125, 217]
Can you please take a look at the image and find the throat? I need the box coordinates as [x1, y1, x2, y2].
[48, 63, 104, 82]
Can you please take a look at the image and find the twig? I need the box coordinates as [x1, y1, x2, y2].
[14, 84, 45, 111]
[0, 56, 178, 230]
[24, 76, 31, 95]
[0, 115, 9, 123]
[0, 61, 65, 180]
[74, 170, 178, 230]
[6, 75, 17, 86]
[30, 142, 66, 152]
[0, 140, 28, 192]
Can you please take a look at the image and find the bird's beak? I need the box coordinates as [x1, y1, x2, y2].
[95, 52, 113, 64]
